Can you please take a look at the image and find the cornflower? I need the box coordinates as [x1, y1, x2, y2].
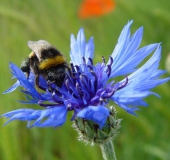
[1, 20, 169, 133]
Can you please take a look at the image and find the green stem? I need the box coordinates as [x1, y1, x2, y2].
[100, 140, 117, 160]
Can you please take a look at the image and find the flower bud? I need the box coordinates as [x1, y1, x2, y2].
[72, 106, 121, 145]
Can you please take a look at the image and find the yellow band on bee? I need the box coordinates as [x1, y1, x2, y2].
[29, 52, 35, 58]
[39, 55, 66, 70]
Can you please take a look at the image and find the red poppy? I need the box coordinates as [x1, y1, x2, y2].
[78, 0, 116, 19]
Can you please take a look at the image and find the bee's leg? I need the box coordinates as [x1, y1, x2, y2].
[35, 75, 47, 92]
[38, 86, 46, 91]
[26, 70, 30, 79]
[64, 64, 77, 79]
[34, 75, 46, 92]
[47, 80, 55, 92]
[35, 75, 40, 92]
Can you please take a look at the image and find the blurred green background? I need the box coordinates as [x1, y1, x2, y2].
[0, 0, 170, 160]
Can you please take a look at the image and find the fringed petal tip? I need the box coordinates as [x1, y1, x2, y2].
[3, 81, 20, 94]
[126, 108, 140, 115]
[1, 107, 68, 128]
[117, 103, 141, 115]
[70, 27, 94, 66]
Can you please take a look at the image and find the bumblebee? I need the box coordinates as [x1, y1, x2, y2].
[20, 40, 69, 89]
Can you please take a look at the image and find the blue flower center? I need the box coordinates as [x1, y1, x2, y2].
[41, 57, 128, 115]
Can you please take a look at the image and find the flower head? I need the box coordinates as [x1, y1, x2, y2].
[1, 21, 169, 129]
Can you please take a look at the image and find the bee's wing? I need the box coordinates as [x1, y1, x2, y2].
[28, 40, 51, 60]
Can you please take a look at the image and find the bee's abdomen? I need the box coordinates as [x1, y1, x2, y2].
[41, 65, 66, 87]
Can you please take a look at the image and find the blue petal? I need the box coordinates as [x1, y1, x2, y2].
[116, 103, 140, 115]
[77, 105, 109, 129]
[112, 44, 170, 113]
[1, 106, 67, 128]
[70, 28, 94, 66]
[3, 80, 20, 94]
[110, 20, 133, 61]
[9, 62, 42, 99]
[110, 43, 158, 77]
[109, 20, 160, 78]
[77, 28, 86, 58]
[70, 29, 85, 65]
[28, 72, 48, 88]
[3, 70, 47, 95]
[126, 44, 162, 84]
[85, 37, 94, 63]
